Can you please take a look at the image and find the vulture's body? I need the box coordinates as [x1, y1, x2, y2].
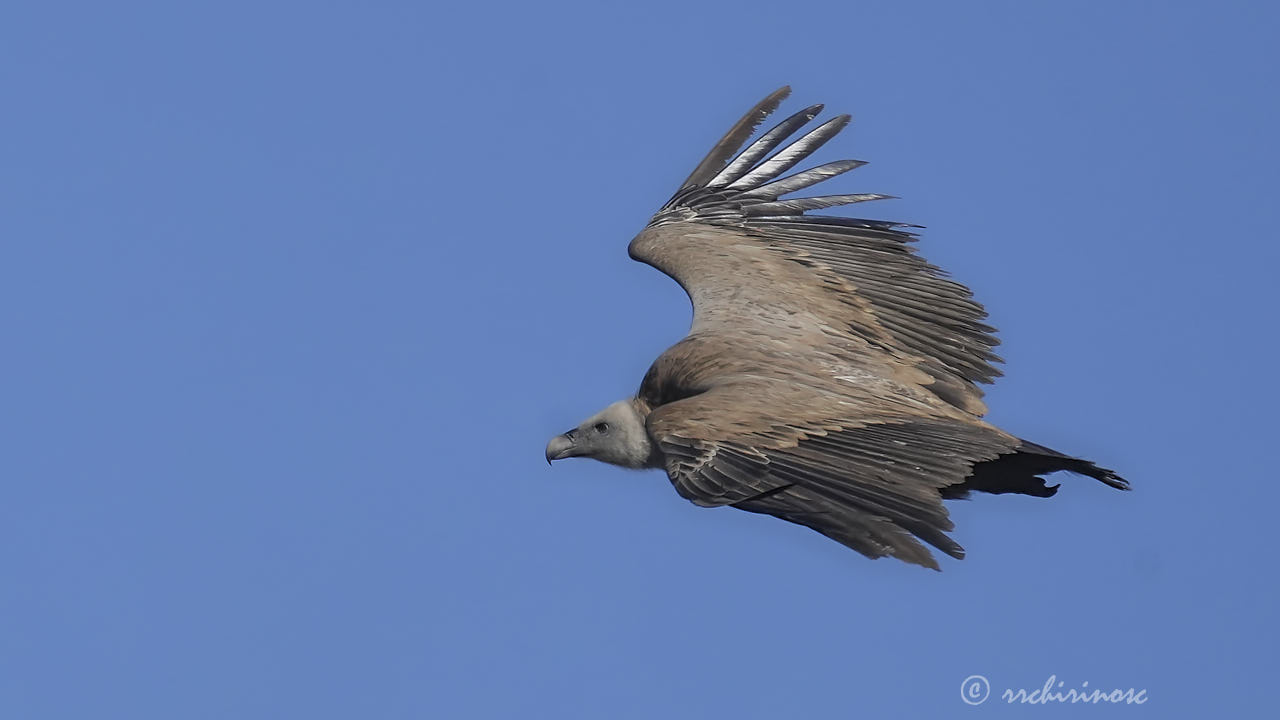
[545, 87, 1127, 569]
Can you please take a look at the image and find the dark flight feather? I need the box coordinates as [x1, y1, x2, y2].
[675, 86, 792, 195]
[707, 104, 824, 188]
[726, 115, 852, 191]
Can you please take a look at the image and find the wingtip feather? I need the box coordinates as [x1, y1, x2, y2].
[676, 86, 793, 192]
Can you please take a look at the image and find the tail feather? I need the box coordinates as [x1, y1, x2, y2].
[942, 439, 1129, 500]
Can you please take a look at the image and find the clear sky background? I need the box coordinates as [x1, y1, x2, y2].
[3, 1, 1277, 717]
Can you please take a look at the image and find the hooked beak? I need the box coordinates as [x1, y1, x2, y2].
[545, 431, 579, 465]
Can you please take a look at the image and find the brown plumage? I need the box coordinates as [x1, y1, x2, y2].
[545, 86, 1127, 570]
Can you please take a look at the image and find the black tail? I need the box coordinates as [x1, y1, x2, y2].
[942, 440, 1129, 500]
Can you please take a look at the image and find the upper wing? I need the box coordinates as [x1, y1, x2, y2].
[630, 86, 1001, 415]
[628, 88, 1025, 567]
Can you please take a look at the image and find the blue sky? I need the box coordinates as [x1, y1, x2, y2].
[3, 1, 1277, 717]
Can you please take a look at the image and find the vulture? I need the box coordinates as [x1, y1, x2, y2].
[545, 87, 1128, 569]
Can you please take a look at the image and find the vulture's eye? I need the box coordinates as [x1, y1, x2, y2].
[594, 422, 610, 434]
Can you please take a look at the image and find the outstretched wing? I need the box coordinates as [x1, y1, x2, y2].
[631, 86, 1001, 415]
[628, 88, 1022, 567]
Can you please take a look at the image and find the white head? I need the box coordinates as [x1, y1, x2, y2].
[545, 398, 660, 469]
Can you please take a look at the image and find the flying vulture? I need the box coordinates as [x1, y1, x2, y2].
[545, 87, 1128, 569]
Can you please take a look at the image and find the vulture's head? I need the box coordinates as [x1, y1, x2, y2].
[545, 399, 658, 469]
